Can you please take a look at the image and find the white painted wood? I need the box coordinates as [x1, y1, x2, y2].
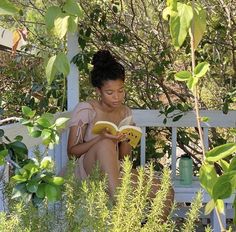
[140, 127, 146, 166]
[67, 33, 80, 111]
[171, 127, 177, 178]
[203, 127, 209, 152]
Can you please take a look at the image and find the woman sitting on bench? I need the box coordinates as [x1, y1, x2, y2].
[67, 50, 174, 215]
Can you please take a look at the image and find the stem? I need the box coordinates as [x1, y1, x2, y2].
[215, 207, 226, 232]
[189, 2, 205, 157]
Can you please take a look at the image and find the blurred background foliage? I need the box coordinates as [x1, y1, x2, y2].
[0, 0, 235, 170]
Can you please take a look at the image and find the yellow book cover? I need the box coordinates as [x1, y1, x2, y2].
[92, 118, 142, 148]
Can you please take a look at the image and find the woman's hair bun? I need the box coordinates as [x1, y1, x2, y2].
[91, 50, 116, 68]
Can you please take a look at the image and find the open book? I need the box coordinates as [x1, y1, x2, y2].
[92, 116, 142, 148]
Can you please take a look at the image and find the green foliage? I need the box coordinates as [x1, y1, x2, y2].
[11, 156, 64, 206]
[0, 0, 20, 16]
[21, 106, 69, 148]
[0, 158, 204, 231]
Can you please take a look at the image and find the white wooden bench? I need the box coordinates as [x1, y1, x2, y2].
[1, 109, 236, 231]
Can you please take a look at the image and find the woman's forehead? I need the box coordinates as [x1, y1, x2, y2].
[102, 79, 124, 89]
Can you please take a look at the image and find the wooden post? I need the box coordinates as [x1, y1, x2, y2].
[67, 32, 80, 111]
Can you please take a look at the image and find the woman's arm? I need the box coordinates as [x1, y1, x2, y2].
[67, 125, 124, 159]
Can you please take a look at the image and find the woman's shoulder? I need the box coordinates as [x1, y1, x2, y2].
[72, 101, 95, 112]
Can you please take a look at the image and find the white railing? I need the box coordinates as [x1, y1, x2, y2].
[1, 109, 236, 231]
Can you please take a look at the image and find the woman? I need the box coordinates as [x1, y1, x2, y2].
[67, 50, 132, 196]
[67, 50, 174, 212]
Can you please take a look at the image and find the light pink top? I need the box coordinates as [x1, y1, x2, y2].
[68, 101, 133, 179]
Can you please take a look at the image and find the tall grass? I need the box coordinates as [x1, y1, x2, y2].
[0, 158, 205, 232]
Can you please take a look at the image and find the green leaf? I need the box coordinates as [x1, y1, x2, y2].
[205, 199, 215, 215]
[44, 6, 61, 31]
[30, 130, 42, 138]
[54, 13, 69, 39]
[174, 71, 192, 81]
[228, 156, 236, 172]
[170, 3, 193, 50]
[11, 174, 27, 183]
[68, 16, 78, 33]
[36, 117, 51, 128]
[40, 156, 53, 170]
[22, 106, 36, 118]
[216, 199, 225, 214]
[162, 7, 171, 21]
[36, 183, 46, 198]
[26, 180, 39, 193]
[10, 141, 28, 155]
[218, 159, 229, 172]
[51, 177, 64, 185]
[206, 143, 236, 162]
[192, 5, 206, 49]
[12, 183, 27, 199]
[41, 113, 54, 124]
[201, 117, 209, 122]
[0, 0, 19, 16]
[63, 0, 84, 17]
[55, 117, 69, 129]
[55, 53, 70, 77]
[14, 135, 23, 141]
[212, 172, 236, 200]
[46, 55, 57, 85]
[194, 62, 210, 78]
[45, 184, 59, 202]
[0, 149, 8, 165]
[199, 163, 217, 196]
[172, 114, 183, 122]
[187, 76, 198, 92]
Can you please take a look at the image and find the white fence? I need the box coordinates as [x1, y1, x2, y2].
[1, 109, 236, 231]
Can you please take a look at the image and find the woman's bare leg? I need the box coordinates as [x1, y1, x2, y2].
[83, 139, 120, 196]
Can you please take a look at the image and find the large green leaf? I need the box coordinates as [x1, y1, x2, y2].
[40, 156, 53, 170]
[55, 117, 69, 129]
[192, 5, 206, 49]
[26, 180, 39, 193]
[55, 53, 70, 77]
[68, 16, 78, 33]
[36, 117, 51, 128]
[170, 3, 193, 50]
[46, 55, 57, 85]
[45, 184, 59, 202]
[174, 70, 192, 81]
[228, 156, 236, 172]
[204, 199, 215, 215]
[199, 163, 217, 196]
[36, 183, 46, 198]
[206, 143, 236, 162]
[63, 0, 84, 17]
[22, 106, 36, 118]
[44, 6, 61, 31]
[0, 0, 19, 16]
[12, 183, 27, 199]
[10, 141, 28, 155]
[212, 172, 236, 200]
[194, 62, 210, 78]
[216, 199, 225, 214]
[54, 13, 69, 39]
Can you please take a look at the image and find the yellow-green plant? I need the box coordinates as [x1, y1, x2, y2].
[163, 0, 236, 231]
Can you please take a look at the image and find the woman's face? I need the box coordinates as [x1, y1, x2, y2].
[97, 79, 125, 109]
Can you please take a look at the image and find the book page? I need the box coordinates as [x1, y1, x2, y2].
[118, 116, 133, 128]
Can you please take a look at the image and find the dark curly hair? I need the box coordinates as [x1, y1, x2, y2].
[90, 50, 125, 88]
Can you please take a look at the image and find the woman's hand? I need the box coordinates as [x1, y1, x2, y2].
[99, 128, 127, 142]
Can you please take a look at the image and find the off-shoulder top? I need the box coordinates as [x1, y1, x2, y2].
[68, 101, 133, 144]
